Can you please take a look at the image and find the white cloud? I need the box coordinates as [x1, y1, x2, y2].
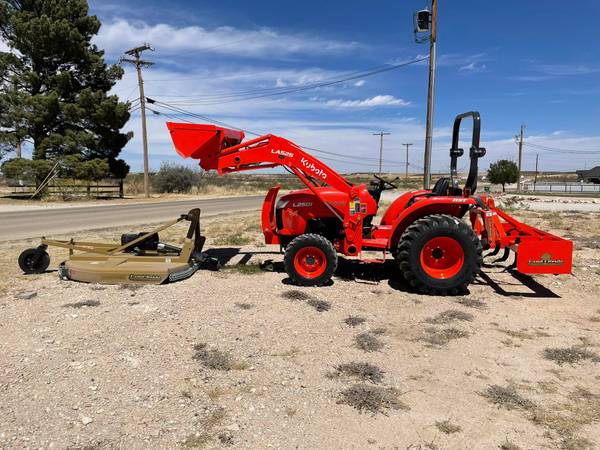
[458, 62, 487, 73]
[95, 19, 359, 59]
[354, 80, 365, 87]
[325, 95, 410, 108]
[0, 39, 9, 53]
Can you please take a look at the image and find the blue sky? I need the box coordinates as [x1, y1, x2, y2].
[83, 1, 600, 172]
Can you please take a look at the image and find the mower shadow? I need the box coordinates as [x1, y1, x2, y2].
[203, 248, 282, 267]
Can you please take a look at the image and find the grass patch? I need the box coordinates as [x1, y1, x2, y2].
[307, 298, 331, 312]
[543, 346, 599, 366]
[181, 408, 227, 447]
[529, 388, 600, 446]
[213, 234, 255, 246]
[426, 309, 474, 324]
[344, 316, 366, 327]
[435, 419, 462, 434]
[192, 344, 246, 371]
[234, 302, 254, 310]
[355, 332, 384, 352]
[329, 362, 385, 384]
[337, 383, 409, 415]
[221, 264, 263, 275]
[420, 327, 469, 346]
[281, 290, 312, 301]
[480, 384, 535, 411]
[62, 299, 100, 308]
[456, 298, 487, 309]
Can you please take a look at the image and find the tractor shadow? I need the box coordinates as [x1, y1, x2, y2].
[203, 249, 559, 298]
[474, 268, 560, 299]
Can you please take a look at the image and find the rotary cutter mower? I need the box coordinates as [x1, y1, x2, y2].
[18, 208, 219, 285]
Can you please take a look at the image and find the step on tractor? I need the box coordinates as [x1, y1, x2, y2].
[168, 111, 572, 294]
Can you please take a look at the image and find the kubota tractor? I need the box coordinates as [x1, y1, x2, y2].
[168, 111, 572, 294]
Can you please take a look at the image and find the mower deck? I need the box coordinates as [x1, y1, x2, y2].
[19, 208, 215, 285]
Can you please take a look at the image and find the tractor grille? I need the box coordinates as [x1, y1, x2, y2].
[275, 208, 284, 230]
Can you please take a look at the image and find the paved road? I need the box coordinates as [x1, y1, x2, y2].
[0, 196, 264, 241]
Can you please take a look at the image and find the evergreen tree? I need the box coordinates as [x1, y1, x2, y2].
[0, 0, 131, 178]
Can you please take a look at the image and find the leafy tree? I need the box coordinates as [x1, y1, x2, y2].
[109, 158, 130, 180]
[0, 0, 131, 178]
[487, 159, 519, 192]
[76, 157, 109, 196]
[152, 163, 199, 194]
[1, 157, 53, 185]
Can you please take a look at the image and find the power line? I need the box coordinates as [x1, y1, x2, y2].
[146, 56, 428, 106]
[147, 101, 415, 169]
[523, 141, 600, 155]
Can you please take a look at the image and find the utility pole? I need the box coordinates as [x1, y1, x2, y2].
[402, 143, 413, 179]
[373, 132, 391, 176]
[423, 0, 438, 189]
[120, 44, 154, 198]
[15, 139, 21, 158]
[516, 124, 525, 193]
[534, 153, 539, 187]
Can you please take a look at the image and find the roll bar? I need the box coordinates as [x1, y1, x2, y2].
[449, 111, 486, 194]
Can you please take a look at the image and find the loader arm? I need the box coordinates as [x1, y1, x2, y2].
[167, 122, 361, 223]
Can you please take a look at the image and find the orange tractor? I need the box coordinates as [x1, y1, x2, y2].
[168, 111, 572, 294]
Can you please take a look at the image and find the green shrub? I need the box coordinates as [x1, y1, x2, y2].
[152, 162, 200, 193]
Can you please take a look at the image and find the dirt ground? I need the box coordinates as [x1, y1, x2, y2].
[1, 208, 599, 450]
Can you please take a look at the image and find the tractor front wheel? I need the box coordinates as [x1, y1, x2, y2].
[396, 214, 482, 295]
[284, 234, 337, 286]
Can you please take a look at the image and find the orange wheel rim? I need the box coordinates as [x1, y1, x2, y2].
[294, 246, 327, 279]
[420, 236, 464, 279]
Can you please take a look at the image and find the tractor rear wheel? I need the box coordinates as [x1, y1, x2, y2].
[396, 214, 482, 295]
[284, 234, 337, 286]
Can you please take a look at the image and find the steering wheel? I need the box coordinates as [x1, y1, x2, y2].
[373, 174, 399, 190]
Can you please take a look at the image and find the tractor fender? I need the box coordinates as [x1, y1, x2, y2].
[388, 196, 478, 250]
[261, 185, 281, 244]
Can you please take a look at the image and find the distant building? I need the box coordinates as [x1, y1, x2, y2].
[576, 166, 600, 184]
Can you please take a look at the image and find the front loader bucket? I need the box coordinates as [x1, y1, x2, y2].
[167, 122, 245, 171]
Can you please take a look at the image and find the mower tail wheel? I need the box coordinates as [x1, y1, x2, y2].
[284, 234, 337, 286]
[18, 247, 51, 274]
[396, 214, 482, 295]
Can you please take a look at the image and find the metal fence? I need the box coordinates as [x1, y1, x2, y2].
[522, 182, 600, 193]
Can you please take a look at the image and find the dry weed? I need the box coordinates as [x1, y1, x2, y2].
[435, 419, 462, 434]
[355, 332, 384, 352]
[329, 362, 385, 384]
[426, 309, 474, 324]
[344, 316, 366, 327]
[337, 384, 409, 415]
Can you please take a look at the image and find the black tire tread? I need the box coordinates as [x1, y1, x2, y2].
[397, 214, 483, 295]
[18, 248, 50, 274]
[283, 234, 338, 286]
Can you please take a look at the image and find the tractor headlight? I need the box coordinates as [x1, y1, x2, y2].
[276, 199, 289, 209]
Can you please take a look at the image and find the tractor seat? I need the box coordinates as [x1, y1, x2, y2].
[432, 177, 450, 195]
